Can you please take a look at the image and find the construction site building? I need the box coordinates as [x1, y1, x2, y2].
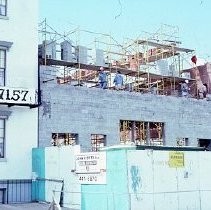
[38, 22, 211, 152]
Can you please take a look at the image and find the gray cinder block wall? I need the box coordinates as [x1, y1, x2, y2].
[39, 66, 211, 151]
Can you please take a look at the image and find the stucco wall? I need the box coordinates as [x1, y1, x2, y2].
[0, 0, 38, 88]
[0, 0, 38, 179]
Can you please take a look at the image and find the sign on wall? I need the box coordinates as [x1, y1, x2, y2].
[169, 151, 184, 168]
[0, 86, 37, 105]
[75, 152, 106, 184]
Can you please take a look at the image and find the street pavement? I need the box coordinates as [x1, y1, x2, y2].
[0, 203, 76, 210]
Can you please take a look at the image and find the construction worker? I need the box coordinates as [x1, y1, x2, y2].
[181, 80, 189, 97]
[203, 83, 208, 98]
[198, 83, 207, 99]
[113, 71, 124, 90]
[98, 67, 107, 89]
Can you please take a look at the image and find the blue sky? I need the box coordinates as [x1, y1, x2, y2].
[39, 0, 211, 60]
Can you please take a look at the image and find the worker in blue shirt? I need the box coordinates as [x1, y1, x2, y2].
[181, 80, 189, 97]
[98, 67, 107, 89]
[113, 71, 124, 90]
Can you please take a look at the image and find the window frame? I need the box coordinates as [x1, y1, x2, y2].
[0, 48, 6, 86]
[0, 119, 5, 158]
[0, 0, 7, 17]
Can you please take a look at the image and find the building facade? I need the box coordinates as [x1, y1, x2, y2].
[39, 66, 211, 152]
[0, 0, 38, 203]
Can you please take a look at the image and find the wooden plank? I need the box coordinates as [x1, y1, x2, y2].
[39, 58, 195, 83]
[136, 40, 194, 53]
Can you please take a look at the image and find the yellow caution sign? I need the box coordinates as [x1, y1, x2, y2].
[169, 151, 184, 168]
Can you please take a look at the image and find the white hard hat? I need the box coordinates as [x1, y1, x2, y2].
[185, 79, 189, 84]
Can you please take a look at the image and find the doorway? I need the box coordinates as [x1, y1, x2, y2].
[0, 189, 5, 204]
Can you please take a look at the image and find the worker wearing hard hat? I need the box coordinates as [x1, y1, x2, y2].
[98, 67, 107, 89]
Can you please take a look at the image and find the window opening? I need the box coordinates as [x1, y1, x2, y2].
[0, 49, 6, 86]
[91, 134, 106, 152]
[0, 119, 5, 158]
[51, 133, 78, 146]
[120, 120, 132, 143]
[149, 122, 164, 146]
[198, 138, 211, 151]
[134, 121, 147, 145]
[120, 120, 164, 146]
[0, 0, 7, 16]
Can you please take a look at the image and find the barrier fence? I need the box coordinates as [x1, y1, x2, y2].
[0, 179, 32, 204]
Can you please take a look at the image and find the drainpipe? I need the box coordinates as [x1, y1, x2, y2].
[37, 59, 42, 106]
[37, 59, 42, 147]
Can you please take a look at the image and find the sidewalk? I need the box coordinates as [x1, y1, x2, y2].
[0, 203, 77, 210]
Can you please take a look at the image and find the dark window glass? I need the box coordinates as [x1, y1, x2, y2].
[0, 0, 7, 16]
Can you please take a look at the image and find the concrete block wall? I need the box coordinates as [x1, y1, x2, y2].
[39, 65, 58, 83]
[39, 66, 211, 150]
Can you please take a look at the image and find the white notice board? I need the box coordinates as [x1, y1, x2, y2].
[75, 152, 106, 184]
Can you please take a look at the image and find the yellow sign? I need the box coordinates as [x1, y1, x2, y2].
[169, 152, 184, 168]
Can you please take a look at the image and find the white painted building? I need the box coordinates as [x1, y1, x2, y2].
[0, 0, 38, 203]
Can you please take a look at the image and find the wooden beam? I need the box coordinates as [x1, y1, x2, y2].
[136, 40, 194, 53]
